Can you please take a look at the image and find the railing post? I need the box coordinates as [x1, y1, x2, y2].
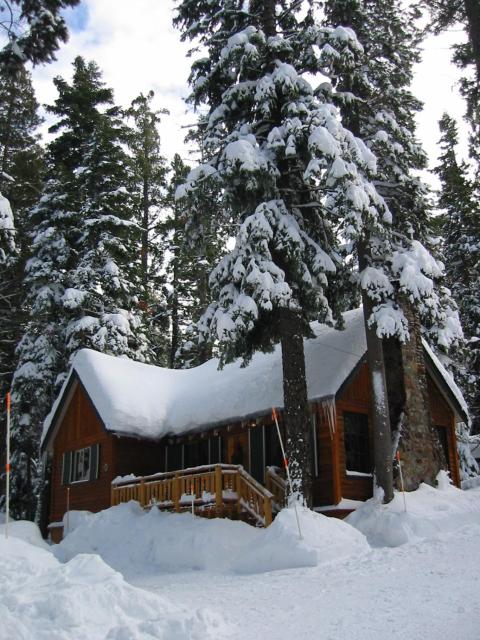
[215, 465, 223, 514]
[263, 495, 272, 527]
[235, 471, 242, 518]
[174, 473, 180, 512]
[111, 483, 115, 507]
[139, 478, 146, 508]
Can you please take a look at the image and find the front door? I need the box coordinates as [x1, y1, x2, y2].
[226, 432, 249, 470]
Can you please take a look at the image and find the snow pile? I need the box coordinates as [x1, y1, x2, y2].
[231, 505, 369, 574]
[0, 531, 227, 640]
[0, 519, 50, 549]
[55, 502, 259, 575]
[346, 471, 480, 547]
[55, 501, 369, 577]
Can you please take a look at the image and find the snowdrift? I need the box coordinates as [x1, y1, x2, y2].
[346, 471, 480, 547]
[55, 501, 369, 576]
[0, 529, 227, 639]
[0, 519, 50, 550]
[231, 505, 369, 574]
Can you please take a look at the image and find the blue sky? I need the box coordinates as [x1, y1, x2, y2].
[62, 3, 90, 33]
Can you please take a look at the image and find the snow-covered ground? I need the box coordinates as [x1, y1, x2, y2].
[2, 476, 480, 639]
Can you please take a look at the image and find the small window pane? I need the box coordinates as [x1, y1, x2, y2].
[344, 412, 371, 474]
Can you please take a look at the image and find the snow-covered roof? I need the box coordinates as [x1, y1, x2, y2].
[42, 309, 366, 446]
[41, 307, 468, 448]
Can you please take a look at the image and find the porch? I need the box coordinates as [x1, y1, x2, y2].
[110, 463, 356, 526]
[111, 463, 287, 527]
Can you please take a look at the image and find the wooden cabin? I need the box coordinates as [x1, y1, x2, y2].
[40, 309, 466, 541]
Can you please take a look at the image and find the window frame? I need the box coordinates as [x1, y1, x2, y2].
[62, 444, 99, 485]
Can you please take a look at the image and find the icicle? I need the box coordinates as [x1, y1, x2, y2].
[320, 397, 336, 438]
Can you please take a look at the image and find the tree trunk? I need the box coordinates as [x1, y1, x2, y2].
[261, 0, 276, 37]
[0, 77, 16, 193]
[170, 248, 179, 369]
[279, 309, 314, 507]
[141, 174, 149, 292]
[465, 0, 480, 82]
[358, 240, 394, 503]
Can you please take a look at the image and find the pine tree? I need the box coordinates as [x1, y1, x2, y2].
[435, 113, 480, 432]
[0, 0, 80, 71]
[125, 91, 170, 365]
[174, 0, 396, 504]
[126, 91, 168, 294]
[0, 63, 44, 397]
[322, 0, 462, 491]
[10, 57, 153, 519]
[164, 152, 226, 368]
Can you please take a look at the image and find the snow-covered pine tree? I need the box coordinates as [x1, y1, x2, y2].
[435, 113, 480, 432]
[47, 57, 153, 367]
[10, 57, 153, 519]
[9, 174, 72, 519]
[126, 91, 168, 294]
[322, 0, 462, 490]
[0, 64, 44, 212]
[164, 152, 226, 368]
[125, 91, 170, 365]
[0, 0, 80, 71]
[175, 0, 395, 504]
[0, 64, 44, 397]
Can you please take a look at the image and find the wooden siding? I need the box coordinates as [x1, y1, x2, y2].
[114, 437, 166, 478]
[49, 383, 166, 529]
[312, 405, 335, 506]
[426, 372, 461, 487]
[50, 382, 114, 524]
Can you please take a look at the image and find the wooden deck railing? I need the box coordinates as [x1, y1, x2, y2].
[111, 464, 274, 527]
[265, 466, 287, 511]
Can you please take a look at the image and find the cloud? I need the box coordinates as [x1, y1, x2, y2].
[32, 0, 195, 164]
[29, 0, 468, 182]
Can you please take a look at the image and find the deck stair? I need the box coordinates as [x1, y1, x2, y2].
[111, 463, 274, 527]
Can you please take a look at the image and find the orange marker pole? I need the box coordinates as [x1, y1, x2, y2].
[5, 392, 11, 539]
[272, 408, 302, 540]
[396, 451, 407, 512]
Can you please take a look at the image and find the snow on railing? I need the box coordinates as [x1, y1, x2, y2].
[111, 463, 273, 527]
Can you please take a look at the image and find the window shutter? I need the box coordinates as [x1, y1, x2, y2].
[62, 451, 72, 485]
[90, 444, 100, 480]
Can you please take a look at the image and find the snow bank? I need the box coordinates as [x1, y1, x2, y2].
[0, 519, 50, 549]
[346, 472, 480, 547]
[231, 505, 369, 574]
[55, 501, 260, 575]
[0, 530, 227, 640]
[55, 502, 369, 577]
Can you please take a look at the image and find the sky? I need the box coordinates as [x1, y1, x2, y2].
[29, 0, 468, 181]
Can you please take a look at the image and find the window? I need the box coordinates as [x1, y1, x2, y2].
[71, 447, 91, 482]
[343, 412, 371, 474]
[62, 444, 99, 484]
